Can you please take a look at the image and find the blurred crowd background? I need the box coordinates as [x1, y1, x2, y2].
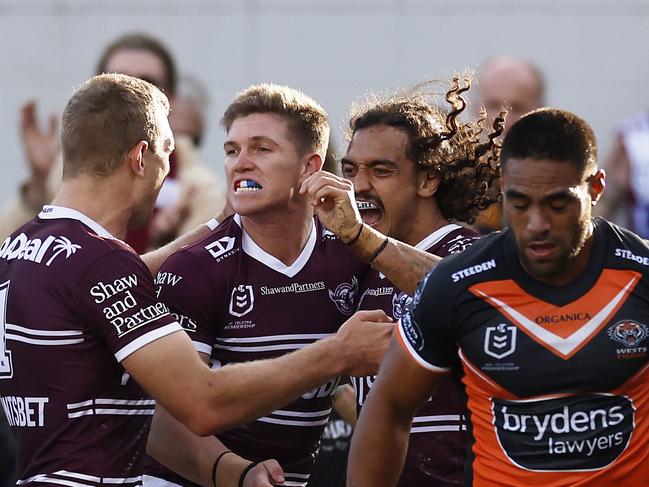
[1, 0, 648, 211]
[1, 0, 648, 485]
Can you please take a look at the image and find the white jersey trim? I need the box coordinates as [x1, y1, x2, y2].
[114, 323, 183, 362]
[410, 414, 467, 433]
[39, 205, 119, 241]
[66, 398, 155, 419]
[213, 332, 331, 353]
[272, 408, 332, 418]
[6, 334, 84, 346]
[217, 333, 332, 343]
[411, 425, 467, 433]
[204, 218, 219, 231]
[416, 223, 462, 250]
[193, 340, 213, 355]
[234, 214, 317, 278]
[18, 471, 143, 487]
[142, 475, 184, 487]
[6, 324, 82, 337]
[396, 319, 450, 373]
[213, 342, 314, 353]
[378, 223, 463, 279]
[257, 407, 331, 427]
[257, 416, 329, 427]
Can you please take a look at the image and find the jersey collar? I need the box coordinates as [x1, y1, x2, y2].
[38, 205, 118, 240]
[233, 213, 317, 278]
[415, 223, 462, 250]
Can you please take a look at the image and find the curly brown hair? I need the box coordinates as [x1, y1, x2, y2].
[348, 77, 506, 224]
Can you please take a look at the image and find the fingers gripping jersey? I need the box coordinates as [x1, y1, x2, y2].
[152, 215, 368, 486]
[354, 224, 477, 487]
[0, 206, 181, 485]
[397, 219, 649, 486]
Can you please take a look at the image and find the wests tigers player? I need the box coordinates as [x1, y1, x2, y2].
[343, 78, 502, 486]
[350, 109, 649, 486]
[0, 75, 392, 487]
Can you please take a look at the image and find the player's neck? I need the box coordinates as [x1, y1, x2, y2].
[52, 177, 133, 240]
[239, 204, 314, 266]
[400, 202, 449, 246]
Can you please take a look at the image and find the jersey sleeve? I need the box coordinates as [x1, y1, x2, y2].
[396, 266, 458, 372]
[155, 249, 222, 355]
[74, 249, 182, 362]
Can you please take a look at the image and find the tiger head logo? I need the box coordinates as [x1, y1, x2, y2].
[608, 320, 649, 347]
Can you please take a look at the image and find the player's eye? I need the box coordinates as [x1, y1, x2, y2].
[341, 165, 358, 177]
[372, 167, 393, 177]
[510, 200, 529, 210]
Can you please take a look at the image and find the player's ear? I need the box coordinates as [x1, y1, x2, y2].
[127, 141, 148, 177]
[589, 168, 606, 205]
[417, 168, 440, 198]
[301, 152, 324, 179]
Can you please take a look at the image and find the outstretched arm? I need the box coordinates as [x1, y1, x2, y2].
[147, 354, 285, 487]
[123, 310, 394, 435]
[347, 335, 445, 487]
[300, 172, 440, 295]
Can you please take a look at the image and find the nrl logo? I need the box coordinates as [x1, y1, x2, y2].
[328, 276, 358, 315]
[484, 323, 517, 359]
[229, 285, 254, 317]
[608, 320, 649, 348]
[392, 291, 412, 320]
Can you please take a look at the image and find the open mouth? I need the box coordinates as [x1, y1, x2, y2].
[234, 179, 263, 193]
[356, 199, 383, 227]
[526, 242, 557, 260]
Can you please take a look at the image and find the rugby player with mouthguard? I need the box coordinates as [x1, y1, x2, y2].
[146, 84, 442, 487]
[343, 77, 502, 486]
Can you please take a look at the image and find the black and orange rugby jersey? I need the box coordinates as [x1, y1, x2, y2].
[397, 218, 649, 486]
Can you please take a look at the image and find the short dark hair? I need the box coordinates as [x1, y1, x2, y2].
[61, 73, 170, 178]
[500, 108, 597, 173]
[96, 33, 177, 95]
[348, 77, 505, 224]
[221, 83, 330, 158]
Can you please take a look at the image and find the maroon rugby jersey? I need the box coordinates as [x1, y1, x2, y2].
[353, 223, 477, 487]
[152, 214, 368, 487]
[0, 205, 181, 486]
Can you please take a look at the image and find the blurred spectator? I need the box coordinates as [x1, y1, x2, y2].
[474, 55, 546, 233]
[598, 113, 649, 235]
[0, 33, 225, 252]
[168, 76, 210, 146]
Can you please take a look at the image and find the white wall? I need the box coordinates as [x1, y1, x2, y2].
[1, 0, 648, 207]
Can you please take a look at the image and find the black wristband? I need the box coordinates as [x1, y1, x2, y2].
[368, 237, 389, 264]
[238, 461, 261, 487]
[344, 224, 364, 246]
[211, 450, 233, 487]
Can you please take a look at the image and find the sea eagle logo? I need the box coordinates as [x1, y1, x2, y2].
[328, 276, 358, 315]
